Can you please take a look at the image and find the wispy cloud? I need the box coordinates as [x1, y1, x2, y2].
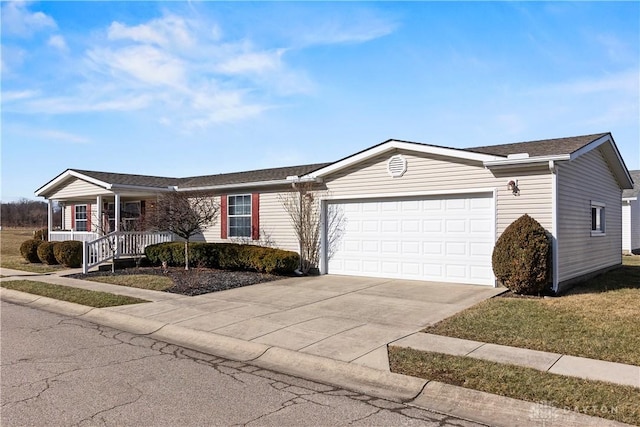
[1, 1, 57, 37]
[6, 124, 90, 144]
[3, 5, 396, 130]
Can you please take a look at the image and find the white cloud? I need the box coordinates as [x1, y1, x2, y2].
[47, 34, 68, 52]
[107, 14, 195, 49]
[2, 89, 39, 102]
[5, 124, 90, 144]
[1, 1, 57, 37]
[215, 49, 285, 75]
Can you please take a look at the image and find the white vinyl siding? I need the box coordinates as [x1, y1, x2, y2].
[323, 149, 553, 236]
[48, 178, 111, 199]
[556, 148, 622, 285]
[623, 199, 640, 253]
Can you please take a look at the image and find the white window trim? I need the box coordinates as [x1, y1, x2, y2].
[228, 194, 252, 238]
[590, 201, 606, 237]
[75, 204, 88, 232]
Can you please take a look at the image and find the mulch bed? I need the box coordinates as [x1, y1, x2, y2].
[67, 267, 285, 296]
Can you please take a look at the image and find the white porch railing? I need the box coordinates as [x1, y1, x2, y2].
[50, 231, 98, 242]
[83, 231, 174, 274]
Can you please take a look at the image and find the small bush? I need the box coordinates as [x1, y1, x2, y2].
[20, 239, 43, 263]
[33, 228, 48, 241]
[492, 214, 551, 295]
[53, 240, 83, 268]
[37, 241, 59, 265]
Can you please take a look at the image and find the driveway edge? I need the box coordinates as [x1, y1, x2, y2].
[1, 289, 630, 427]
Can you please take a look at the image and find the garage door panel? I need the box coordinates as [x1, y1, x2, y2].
[328, 194, 495, 286]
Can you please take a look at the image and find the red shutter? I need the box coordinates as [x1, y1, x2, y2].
[251, 193, 260, 241]
[220, 194, 228, 239]
[86, 204, 92, 232]
[71, 205, 76, 230]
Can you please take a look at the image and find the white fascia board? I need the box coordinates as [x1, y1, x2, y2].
[110, 183, 175, 192]
[305, 140, 501, 178]
[483, 154, 571, 168]
[623, 197, 638, 202]
[176, 178, 301, 192]
[35, 170, 112, 197]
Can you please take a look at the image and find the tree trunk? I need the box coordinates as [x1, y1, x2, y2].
[184, 240, 189, 270]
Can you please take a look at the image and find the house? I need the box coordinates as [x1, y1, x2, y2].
[36, 132, 633, 293]
[622, 170, 640, 254]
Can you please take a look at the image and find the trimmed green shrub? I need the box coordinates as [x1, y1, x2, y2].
[20, 239, 43, 263]
[492, 214, 551, 295]
[37, 241, 59, 265]
[33, 228, 48, 241]
[53, 240, 83, 268]
[144, 242, 299, 274]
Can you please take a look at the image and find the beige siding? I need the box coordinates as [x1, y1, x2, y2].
[200, 192, 299, 251]
[49, 178, 111, 199]
[62, 202, 98, 231]
[557, 148, 623, 285]
[323, 149, 553, 236]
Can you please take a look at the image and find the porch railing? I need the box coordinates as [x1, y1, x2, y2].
[50, 231, 98, 242]
[83, 231, 174, 274]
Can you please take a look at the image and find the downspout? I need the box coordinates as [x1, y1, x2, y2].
[549, 160, 559, 294]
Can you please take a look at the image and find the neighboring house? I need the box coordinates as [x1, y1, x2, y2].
[622, 170, 640, 254]
[36, 132, 633, 294]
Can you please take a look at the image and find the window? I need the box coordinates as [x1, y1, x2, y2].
[122, 201, 141, 231]
[75, 205, 87, 231]
[228, 195, 251, 237]
[591, 202, 605, 236]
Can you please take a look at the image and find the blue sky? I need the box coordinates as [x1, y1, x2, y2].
[2, 1, 639, 202]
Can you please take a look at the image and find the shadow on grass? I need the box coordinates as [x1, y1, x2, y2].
[565, 258, 640, 295]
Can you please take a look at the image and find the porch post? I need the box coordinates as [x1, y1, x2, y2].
[114, 193, 121, 259]
[47, 199, 53, 241]
[114, 193, 121, 233]
[96, 195, 103, 236]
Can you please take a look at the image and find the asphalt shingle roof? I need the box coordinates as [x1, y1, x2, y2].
[68, 133, 618, 191]
[466, 133, 609, 157]
[623, 170, 640, 198]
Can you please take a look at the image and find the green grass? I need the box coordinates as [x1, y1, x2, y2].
[1, 228, 66, 273]
[389, 348, 640, 426]
[1, 280, 149, 308]
[84, 274, 173, 291]
[423, 256, 640, 366]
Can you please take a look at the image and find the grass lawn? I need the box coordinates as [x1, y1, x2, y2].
[83, 274, 173, 291]
[423, 256, 640, 366]
[389, 348, 640, 426]
[1, 280, 148, 307]
[1, 228, 66, 273]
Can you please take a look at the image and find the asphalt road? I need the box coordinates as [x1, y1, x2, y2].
[1, 301, 483, 427]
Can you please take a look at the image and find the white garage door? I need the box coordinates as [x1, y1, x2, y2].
[327, 193, 495, 285]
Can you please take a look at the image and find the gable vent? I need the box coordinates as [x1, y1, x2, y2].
[387, 155, 407, 178]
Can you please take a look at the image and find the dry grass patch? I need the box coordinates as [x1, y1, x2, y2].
[84, 274, 173, 291]
[1, 280, 148, 308]
[389, 348, 640, 425]
[424, 257, 640, 366]
[0, 228, 65, 273]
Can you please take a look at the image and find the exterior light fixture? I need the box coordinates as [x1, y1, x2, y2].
[507, 179, 520, 195]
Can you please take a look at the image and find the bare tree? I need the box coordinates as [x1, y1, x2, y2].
[149, 191, 219, 270]
[280, 182, 345, 274]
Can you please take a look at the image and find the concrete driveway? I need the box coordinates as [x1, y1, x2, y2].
[108, 275, 504, 370]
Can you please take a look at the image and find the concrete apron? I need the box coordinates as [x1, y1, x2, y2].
[103, 275, 505, 370]
[0, 289, 625, 427]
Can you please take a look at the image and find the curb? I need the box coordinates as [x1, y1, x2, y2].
[1, 289, 631, 427]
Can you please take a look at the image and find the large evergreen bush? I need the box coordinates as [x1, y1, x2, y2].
[53, 240, 83, 268]
[492, 214, 551, 295]
[20, 239, 43, 263]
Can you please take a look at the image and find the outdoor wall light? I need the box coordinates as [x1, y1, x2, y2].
[507, 179, 520, 195]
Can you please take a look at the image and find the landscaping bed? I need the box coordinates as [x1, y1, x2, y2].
[67, 267, 285, 296]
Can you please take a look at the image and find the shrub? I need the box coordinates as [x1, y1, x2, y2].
[33, 228, 48, 241]
[20, 239, 43, 263]
[53, 240, 83, 268]
[37, 241, 59, 265]
[145, 242, 299, 274]
[492, 214, 551, 295]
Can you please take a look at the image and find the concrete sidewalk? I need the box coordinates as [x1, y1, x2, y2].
[0, 267, 634, 427]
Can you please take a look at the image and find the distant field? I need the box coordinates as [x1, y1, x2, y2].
[0, 228, 65, 273]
